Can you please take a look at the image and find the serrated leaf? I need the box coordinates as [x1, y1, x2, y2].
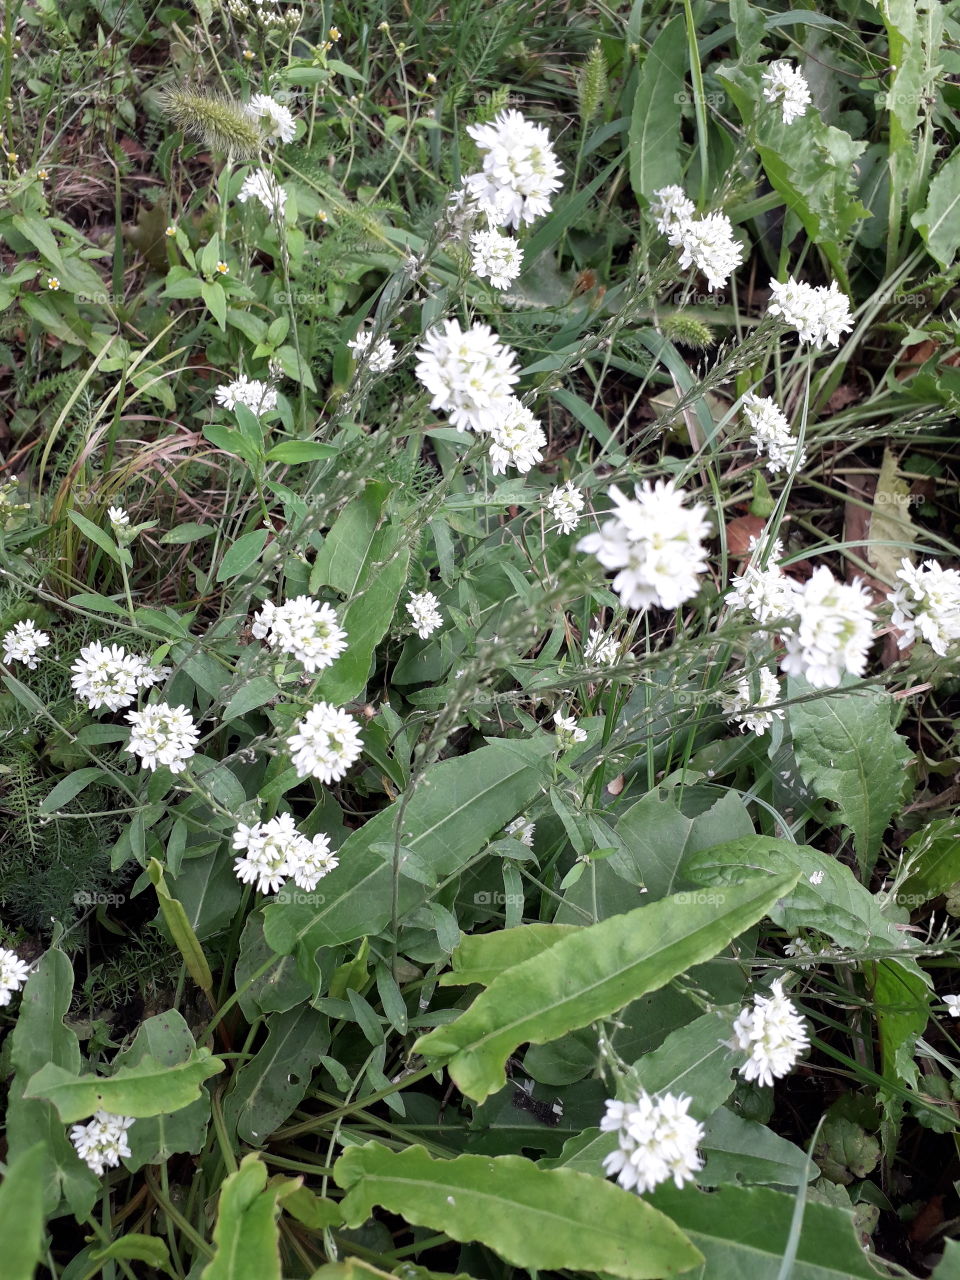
[334, 1142, 702, 1279]
[25, 1050, 224, 1123]
[910, 133, 960, 268]
[413, 874, 799, 1103]
[0, 1143, 47, 1280]
[628, 16, 686, 200]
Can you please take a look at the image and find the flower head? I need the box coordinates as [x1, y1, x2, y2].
[730, 979, 809, 1086]
[545, 481, 585, 535]
[554, 711, 587, 747]
[406, 591, 443, 638]
[414, 319, 520, 433]
[888, 558, 960, 657]
[767, 276, 853, 349]
[761, 60, 811, 125]
[578, 481, 711, 610]
[463, 109, 563, 228]
[487, 398, 546, 475]
[742, 393, 806, 474]
[726, 544, 797, 625]
[600, 1091, 704, 1194]
[470, 228, 524, 290]
[125, 703, 199, 773]
[287, 702, 363, 782]
[71, 642, 169, 712]
[0, 948, 31, 1005]
[943, 994, 960, 1017]
[649, 184, 695, 236]
[252, 596, 348, 673]
[2, 619, 51, 670]
[245, 93, 297, 143]
[214, 374, 278, 416]
[348, 329, 397, 373]
[238, 167, 287, 216]
[232, 812, 337, 894]
[668, 211, 744, 292]
[779, 566, 876, 688]
[719, 667, 784, 735]
[69, 1111, 134, 1176]
[108, 505, 130, 528]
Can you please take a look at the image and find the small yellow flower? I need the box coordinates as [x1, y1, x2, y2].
[216, 261, 229, 275]
[37, 168, 49, 180]
[316, 210, 328, 223]
[329, 25, 341, 40]
[6, 151, 17, 164]
[165, 225, 176, 237]
[46, 277, 60, 290]
[242, 48, 255, 61]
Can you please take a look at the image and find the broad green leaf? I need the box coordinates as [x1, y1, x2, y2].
[221, 676, 281, 724]
[262, 736, 554, 953]
[203, 422, 261, 467]
[439, 923, 579, 987]
[308, 1263, 394, 1280]
[202, 1154, 298, 1280]
[697, 1109, 813, 1187]
[867, 959, 930, 1095]
[309, 481, 391, 595]
[334, 1142, 703, 1279]
[6, 949, 99, 1218]
[160, 522, 216, 545]
[202, 280, 228, 329]
[413, 874, 799, 1103]
[26, 1050, 224, 1123]
[867, 448, 916, 586]
[899, 817, 960, 906]
[216, 529, 269, 582]
[224, 1007, 330, 1144]
[628, 16, 686, 200]
[932, 1239, 960, 1279]
[0, 1143, 46, 1280]
[2, 673, 47, 716]
[265, 440, 337, 463]
[788, 679, 913, 877]
[67, 509, 125, 565]
[113, 1011, 213, 1171]
[148, 858, 214, 998]
[38, 767, 107, 815]
[283, 1187, 344, 1230]
[911, 146, 960, 269]
[647, 1181, 884, 1278]
[234, 911, 314, 1019]
[91, 1236, 174, 1273]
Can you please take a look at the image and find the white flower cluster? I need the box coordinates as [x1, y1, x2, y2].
[719, 667, 784, 735]
[238, 167, 286, 217]
[214, 374, 278, 416]
[768, 276, 853, 349]
[545, 481, 585, 534]
[761, 60, 812, 125]
[464, 109, 563, 228]
[668, 210, 745, 293]
[470, 228, 524, 290]
[487, 399, 546, 475]
[69, 1110, 134, 1176]
[0, 948, 31, 1005]
[287, 701, 363, 782]
[648, 184, 695, 236]
[407, 591, 443, 638]
[252, 596, 348, 673]
[233, 812, 338, 894]
[504, 815, 535, 846]
[779, 566, 875, 688]
[348, 330, 397, 373]
[578, 481, 711, 610]
[554, 711, 587, 746]
[742, 393, 806, 474]
[726, 542, 797, 625]
[888, 558, 960, 657]
[601, 1091, 704, 1195]
[415, 318, 519, 433]
[125, 702, 199, 773]
[2, 619, 51, 669]
[583, 622, 620, 666]
[730, 979, 809, 1086]
[244, 93, 297, 143]
[71, 641, 170, 712]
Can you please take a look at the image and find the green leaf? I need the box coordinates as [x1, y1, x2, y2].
[697, 1109, 813, 1187]
[221, 676, 281, 724]
[628, 1010, 737, 1116]
[38, 767, 107, 815]
[628, 16, 686, 200]
[868, 959, 930, 1095]
[148, 858, 215, 998]
[788, 679, 913, 878]
[265, 440, 337, 463]
[2, 673, 48, 716]
[202, 280, 228, 329]
[931, 1239, 960, 1279]
[67, 509, 125, 565]
[283, 1187, 344, 1230]
[67, 591, 129, 616]
[439, 923, 580, 987]
[413, 873, 799, 1103]
[334, 1142, 703, 1278]
[202, 1154, 298, 1280]
[224, 1007, 330, 1145]
[216, 529, 269, 582]
[0, 1143, 47, 1280]
[909, 100, 960, 269]
[867, 448, 916, 586]
[203, 422, 261, 466]
[160, 522, 216, 545]
[25, 1049, 224, 1123]
[647, 1182, 885, 1278]
[309, 481, 391, 595]
[262, 736, 554, 954]
[91, 1235, 174, 1274]
[899, 817, 960, 905]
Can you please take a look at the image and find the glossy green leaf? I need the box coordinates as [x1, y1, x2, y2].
[25, 1049, 224, 1123]
[334, 1142, 702, 1278]
[439, 923, 579, 987]
[414, 874, 799, 1103]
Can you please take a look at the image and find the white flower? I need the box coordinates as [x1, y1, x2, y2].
[71, 642, 170, 712]
[730, 979, 809, 1087]
[761, 60, 811, 125]
[504, 815, 535, 846]
[125, 703, 199, 773]
[583, 623, 620, 666]
[470, 228, 523, 290]
[108, 506, 129, 528]
[943, 994, 960, 1017]
[245, 93, 297, 143]
[0, 948, 31, 1005]
[238, 167, 287, 216]
[554, 711, 587, 746]
[600, 1091, 704, 1195]
[287, 702, 363, 782]
[487, 398, 546, 474]
[779, 566, 876, 688]
[414, 319, 520, 433]
[290, 834, 338, 891]
[347, 329, 397, 373]
[463, 109, 563, 228]
[577, 481, 711, 610]
[783, 936, 819, 971]
[232, 812, 337, 894]
[2, 619, 51, 670]
[719, 667, 784, 735]
[668, 211, 744, 292]
[214, 374, 278, 416]
[406, 591, 443, 639]
[649, 184, 695, 235]
[546, 481, 585, 534]
[252, 596, 348, 673]
[888, 558, 960, 657]
[767, 276, 853, 349]
[726, 555, 798, 626]
[742, 393, 806, 474]
[69, 1111, 134, 1176]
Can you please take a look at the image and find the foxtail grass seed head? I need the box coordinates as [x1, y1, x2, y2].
[161, 86, 264, 159]
[577, 42, 607, 126]
[660, 313, 715, 350]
